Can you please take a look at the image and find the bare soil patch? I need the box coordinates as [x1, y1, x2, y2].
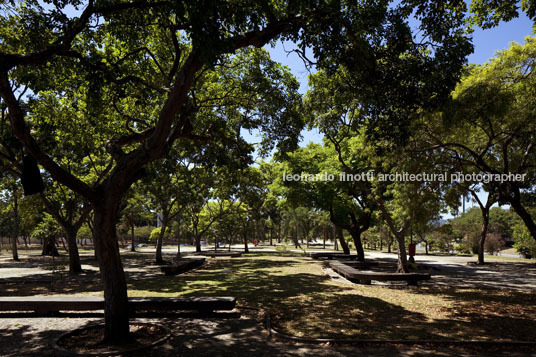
[55, 322, 169, 355]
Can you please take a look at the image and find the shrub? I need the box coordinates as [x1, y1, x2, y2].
[513, 223, 536, 258]
[135, 226, 155, 243]
[484, 233, 504, 254]
[77, 225, 92, 240]
[456, 244, 471, 254]
[149, 227, 172, 242]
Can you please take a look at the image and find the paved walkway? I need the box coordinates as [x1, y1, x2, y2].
[362, 251, 536, 291]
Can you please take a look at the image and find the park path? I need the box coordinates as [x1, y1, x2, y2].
[362, 251, 536, 291]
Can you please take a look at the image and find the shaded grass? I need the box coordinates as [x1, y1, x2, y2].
[128, 252, 536, 341]
[2, 251, 535, 341]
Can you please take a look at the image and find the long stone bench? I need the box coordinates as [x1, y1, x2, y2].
[195, 251, 242, 258]
[335, 260, 379, 269]
[309, 252, 353, 260]
[160, 257, 205, 276]
[0, 296, 236, 314]
[330, 262, 430, 286]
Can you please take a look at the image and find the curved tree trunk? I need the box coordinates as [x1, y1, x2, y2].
[376, 199, 409, 273]
[348, 227, 365, 261]
[335, 225, 350, 255]
[195, 234, 201, 252]
[155, 217, 167, 264]
[93, 202, 130, 343]
[508, 195, 536, 242]
[64, 226, 82, 274]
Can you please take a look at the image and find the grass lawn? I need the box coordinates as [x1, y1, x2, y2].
[127, 252, 536, 342]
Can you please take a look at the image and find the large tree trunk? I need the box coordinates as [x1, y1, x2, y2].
[348, 227, 365, 261]
[93, 202, 130, 343]
[195, 234, 201, 252]
[11, 195, 19, 261]
[11, 233, 19, 261]
[155, 215, 167, 264]
[243, 235, 249, 253]
[292, 227, 301, 249]
[376, 199, 409, 273]
[41, 236, 59, 256]
[64, 226, 82, 274]
[348, 212, 370, 261]
[394, 231, 409, 273]
[477, 208, 490, 265]
[335, 225, 350, 255]
[243, 220, 249, 253]
[469, 189, 495, 265]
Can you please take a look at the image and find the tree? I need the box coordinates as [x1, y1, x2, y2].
[39, 181, 91, 273]
[447, 179, 499, 264]
[31, 213, 61, 257]
[233, 166, 269, 253]
[278, 143, 374, 258]
[0, 0, 476, 342]
[2, 99, 91, 271]
[425, 37, 536, 242]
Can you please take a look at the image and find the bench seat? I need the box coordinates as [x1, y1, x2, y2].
[0, 296, 236, 314]
[160, 258, 205, 276]
[195, 251, 242, 258]
[309, 252, 353, 260]
[330, 262, 430, 286]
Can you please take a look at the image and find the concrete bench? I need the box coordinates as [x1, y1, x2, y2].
[195, 251, 242, 258]
[160, 258, 205, 276]
[335, 260, 379, 269]
[0, 296, 236, 314]
[330, 262, 430, 286]
[309, 252, 353, 260]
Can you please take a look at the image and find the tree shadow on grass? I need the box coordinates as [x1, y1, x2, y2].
[128, 253, 466, 341]
[380, 283, 536, 342]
